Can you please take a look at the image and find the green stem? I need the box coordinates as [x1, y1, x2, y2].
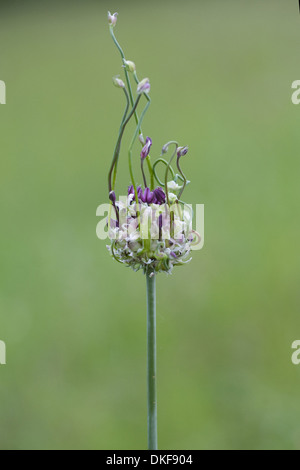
[147, 156, 155, 191]
[108, 95, 141, 229]
[110, 27, 154, 189]
[109, 27, 138, 125]
[141, 160, 148, 188]
[165, 146, 178, 206]
[108, 93, 141, 193]
[146, 272, 157, 450]
[134, 72, 154, 189]
[128, 99, 150, 191]
[177, 156, 188, 200]
[112, 88, 130, 190]
[153, 158, 176, 187]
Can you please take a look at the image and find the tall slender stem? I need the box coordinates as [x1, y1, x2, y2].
[109, 27, 138, 125]
[110, 27, 154, 190]
[108, 92, 140, 193]
[128, 98, 150, 200]
[146, 272, 157, 450]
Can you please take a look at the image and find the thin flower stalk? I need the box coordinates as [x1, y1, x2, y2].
[104, 11, 199, 451]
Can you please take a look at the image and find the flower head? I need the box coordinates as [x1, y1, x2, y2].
[108, 11, 118, 27]
[141, 137, 152, 160]
[137, 78, 151, 94]
[107, 194, 193, 274]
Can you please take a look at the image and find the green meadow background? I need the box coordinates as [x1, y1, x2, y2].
[0, 0, 300, 450]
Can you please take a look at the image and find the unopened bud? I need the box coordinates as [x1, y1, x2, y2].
[139, 133, 145, 145]
[141, 137, 152, 160]
[123, 60, 136, 73]
[108, 11, 118, 27]
[109, 191, 116, 204]
[137, 78, 150, 94]
[112, 76, 125, 89]
[161, 144, 169, 155]
[177, 146, 189, 158]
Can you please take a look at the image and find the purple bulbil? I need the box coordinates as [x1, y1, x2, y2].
[128, 185, 166, 206]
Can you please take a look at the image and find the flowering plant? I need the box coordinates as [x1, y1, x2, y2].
[105, 11, 199, 449]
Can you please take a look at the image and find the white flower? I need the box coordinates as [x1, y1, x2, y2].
[168, 192, 178, 204]
[167, 181, 182, 191]
[108, 11, 118, 27]
[137, 78, 150, 94]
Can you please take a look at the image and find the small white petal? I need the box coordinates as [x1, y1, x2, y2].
[167, 181, 183, 191]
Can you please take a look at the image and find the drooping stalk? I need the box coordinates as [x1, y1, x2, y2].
[146, 272, 157, 450]
[177, 156, 188, 200]
[153, 158, 176, 187]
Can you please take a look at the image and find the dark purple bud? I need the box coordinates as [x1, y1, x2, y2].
[154, 187, 166, 204]
[148, 191, 155, 204]
[141, 137, 152, 160]
[128, 185, 144, 200]
[128, 185, 134, 196]
[177, 146, 189, 158]
[170, 251, 177, 258]
[140, 189, 146, 203]
[109, 191, 116, 204]
[137, 186, 143, 198]
[140, 187, 156, 204]
[141, 187, 150, 203]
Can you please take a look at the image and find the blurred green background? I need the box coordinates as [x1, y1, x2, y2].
[1, 0, 300, 450]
